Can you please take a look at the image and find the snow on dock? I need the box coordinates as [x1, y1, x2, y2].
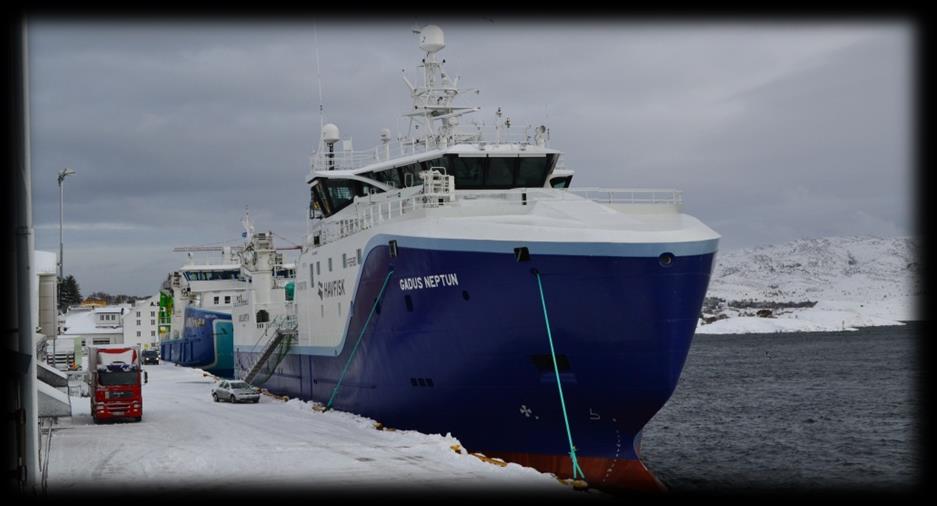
[45, 363, 586, 495]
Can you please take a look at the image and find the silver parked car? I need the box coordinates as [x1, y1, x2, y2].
[212, 380, 260, 403]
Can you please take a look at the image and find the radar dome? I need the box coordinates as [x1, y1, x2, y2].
[419, 25, 445, 53]
[321, 123, 340, 144]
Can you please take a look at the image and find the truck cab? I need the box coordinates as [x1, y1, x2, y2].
[88, 345, 145, 423]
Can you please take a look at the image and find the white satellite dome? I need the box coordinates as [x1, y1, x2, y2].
[419, 25, 445, 54]
[321, 123, 340, 144]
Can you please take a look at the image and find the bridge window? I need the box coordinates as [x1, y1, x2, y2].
[486, 157, 515, 187]
[371, 168, 401, 188]
[422, 156, 449, 174]
[326, 180, 357, 211]
[445, 154, 555, 190]
[550, 175, 573, 189]
[452, 156, 485, 187]
[399, 163, 423, 187]
[517, 155, 553, 187]
[310, 177, 382, 218]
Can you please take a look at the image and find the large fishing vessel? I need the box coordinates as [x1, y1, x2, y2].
[234, 25, 719, 491]
[161, 213, 296, 378]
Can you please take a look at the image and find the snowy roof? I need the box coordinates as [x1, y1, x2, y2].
[61, 307, 123, 336]
[94, 305, 127, 314]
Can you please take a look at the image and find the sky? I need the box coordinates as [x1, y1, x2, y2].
[26, 18, 914, 296]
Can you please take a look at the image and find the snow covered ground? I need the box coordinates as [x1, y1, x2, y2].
[697, 235, 920, 334]
[44, 363, 594, 496]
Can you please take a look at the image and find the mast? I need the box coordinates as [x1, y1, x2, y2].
[401, 25, 480, 151]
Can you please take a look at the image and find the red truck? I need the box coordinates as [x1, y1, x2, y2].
[88, 344, 148, 423]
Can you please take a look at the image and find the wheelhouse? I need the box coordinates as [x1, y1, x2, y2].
[182, 268, 241, 281]
[308, 152, 559, 219]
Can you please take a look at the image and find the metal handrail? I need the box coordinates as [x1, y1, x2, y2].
[565, 187, 683, 205]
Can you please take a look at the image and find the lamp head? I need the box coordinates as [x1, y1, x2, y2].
[57, 168, 76, 183]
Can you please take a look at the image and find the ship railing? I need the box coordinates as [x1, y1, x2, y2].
[250, 311, 297, 351]
[450, 187, 683, 206]
[311, 149, 383, 172]
[564, 187, 684, 205]
[461, 125, 544, 145]
[310, 130, 548, 172]
[310, 186, 683, 246]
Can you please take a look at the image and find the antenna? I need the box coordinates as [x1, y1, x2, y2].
[241, 205, 255, 239]
[314, 23, 325, 133]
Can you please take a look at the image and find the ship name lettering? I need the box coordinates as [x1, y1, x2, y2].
[399, 273, 459, 291]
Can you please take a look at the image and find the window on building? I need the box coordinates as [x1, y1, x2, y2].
[136, 331, 141, 337]
[224, 296, 231, 304]
[357, 248, 362, 265]
[328, 258, 332, 272]
[151, 319, 155, 326]
[137, 320, 141, 326]
[214, 296, 219, 304]
[151, 331, 156, 337]
[150, 311, 155, 317]
[136, 311, 141, 317]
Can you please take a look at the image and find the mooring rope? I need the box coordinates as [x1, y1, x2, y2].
[533, 268, 586, 481]
[325, 268, 396, 411]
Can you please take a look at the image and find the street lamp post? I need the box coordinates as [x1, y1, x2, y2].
[57, 167, 75, 282]
[56, 167, 75, 369]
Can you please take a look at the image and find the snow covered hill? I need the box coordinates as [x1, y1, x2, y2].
[697, 235, 921, 334]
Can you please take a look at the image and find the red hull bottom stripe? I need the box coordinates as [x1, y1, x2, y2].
[484, 451, 667, 493]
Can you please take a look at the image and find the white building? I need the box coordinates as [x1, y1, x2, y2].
[122, 296, 160, 349]
[55, 304, 129, 370]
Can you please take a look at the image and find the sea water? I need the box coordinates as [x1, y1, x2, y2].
[640, 323, 922, 493]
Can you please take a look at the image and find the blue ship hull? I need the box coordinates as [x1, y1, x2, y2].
[236, 240, 715, 489]
[161, 307, 234, 378]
